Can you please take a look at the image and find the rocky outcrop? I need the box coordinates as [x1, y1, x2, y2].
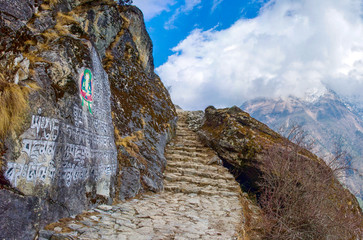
[0, 0, 175, 239]
[197, 106, 283, 192]
[197, 106, 362, 239]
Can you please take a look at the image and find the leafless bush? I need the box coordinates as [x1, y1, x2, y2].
[279, 123, 358, 180]
[278, 123, 315, 151]
[258, 140, 362, 240]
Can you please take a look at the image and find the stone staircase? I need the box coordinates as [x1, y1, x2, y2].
[164, 111, 242, 199]
[40, 110, 245, 240]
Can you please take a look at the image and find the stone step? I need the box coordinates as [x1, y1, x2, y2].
[164, 173, 240, 191]
[165, 155, 210, 165]
[165, 151, 209, 158]
[166, 161, 221, 172]
[169, 141, 205, 147]
[176, 128, 192, 132]
[176, 132, 199, 141]
[173, 137, 201, 142]
[166, 152, 208, 160]
[164, 180, 240, 196]
[176, 125, 191, 129]
[164, 183, 241, 198]
[174, 136, 204, 143]
[165, 168, 235, 181]
[176, 127, 193, 131]
[169, 144, 207, 150]
[166, 146, 209, 153]
[176, 129, 192, 134]
[176, 126, 193, 130]
[176, 124, 190, 129]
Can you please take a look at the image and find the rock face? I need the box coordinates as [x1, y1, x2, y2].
[197, 106, 283, 192]
[0, 0, 176, 239]
[197, 106, 362, 238]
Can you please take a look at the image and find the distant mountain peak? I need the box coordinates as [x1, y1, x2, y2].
[303, 87, 328, 103]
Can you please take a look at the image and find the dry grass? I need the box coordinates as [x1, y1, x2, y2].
[41, 0, 60, 8]
[103, 28, 125, 69]
[114, 127, 149, 167]
[115, 128, 144, 151]
[0, 77, 39, 138]
[24, 40, 37, 46]
[40, 11, 78, 42]
[40, 3, 51, 11]
[41, 29, 60, 42]
[103, 50, 115, 70]
[57, 12, 77, 24]
[22, 51, 47, 64]
[104, 0, 117, 5]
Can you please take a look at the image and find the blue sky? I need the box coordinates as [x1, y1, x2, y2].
[133, 0, 363, 110]
[133, 0, 269, 67]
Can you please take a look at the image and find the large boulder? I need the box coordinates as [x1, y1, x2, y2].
[0, 0, 176, 239]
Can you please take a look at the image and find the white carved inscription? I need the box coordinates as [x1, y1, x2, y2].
[5, 111, 117, 188]
[5, 161, 56, 187]
[22, 139, 57, 161]
[31, 115, 60, 140]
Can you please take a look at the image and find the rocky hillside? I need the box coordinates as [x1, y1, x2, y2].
[241, 90, 363, 205]
[196, 106, 362, 239]
[0, 0, 176, 239]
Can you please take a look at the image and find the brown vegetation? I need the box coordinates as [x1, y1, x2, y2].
[0, 67, 38, 139]
[258, 139, 362, 240]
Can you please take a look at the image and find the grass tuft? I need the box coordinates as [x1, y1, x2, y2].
[0, 78, 39, 138]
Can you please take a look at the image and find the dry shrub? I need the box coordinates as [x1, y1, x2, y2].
[54, 12, 78, 36]
[258, 141, 362, 240]
[0, 72, 38, 139]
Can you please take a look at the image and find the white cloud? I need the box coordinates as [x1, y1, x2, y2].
[184, 0, 202, 11]
[132, 0, 176, 20]
[211, 0, 224, 12]
[164, 0, 202, 29]
[157, 0, 363, 110]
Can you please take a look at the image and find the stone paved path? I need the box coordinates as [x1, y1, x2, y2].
[40, 111, 244, 240]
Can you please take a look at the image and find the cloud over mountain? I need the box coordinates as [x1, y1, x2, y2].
[157, 0, 363, 110]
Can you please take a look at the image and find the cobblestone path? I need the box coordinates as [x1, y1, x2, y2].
[40, 111, 244, 240]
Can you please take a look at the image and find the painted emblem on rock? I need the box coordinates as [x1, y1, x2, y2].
[79, 68, 93, 114]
